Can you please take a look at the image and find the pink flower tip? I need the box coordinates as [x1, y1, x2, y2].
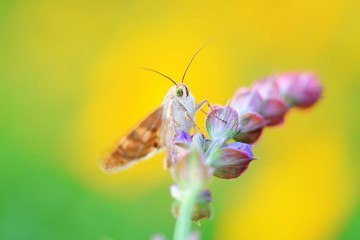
[275, 72, 323, 108]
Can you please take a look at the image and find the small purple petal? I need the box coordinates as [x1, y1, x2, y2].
[200, 190, 213, 203]
[227, 142, 254, 158]
[205, 104, 240, 141]
[174, 131, 192, 144]
[172, 132, 193, 164]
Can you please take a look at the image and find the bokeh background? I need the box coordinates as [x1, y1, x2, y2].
[1, 0, 360, 239]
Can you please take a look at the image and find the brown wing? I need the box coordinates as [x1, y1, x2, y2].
[101, 106, 164, 173]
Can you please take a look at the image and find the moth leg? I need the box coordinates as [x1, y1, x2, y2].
[200, 109, 209, 115]
[196, 99, 227, 124]
[185, 111, 203, 135]
[196, 99, 213, 112]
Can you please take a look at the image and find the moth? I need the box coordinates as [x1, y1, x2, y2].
[101, 42, 214, 173]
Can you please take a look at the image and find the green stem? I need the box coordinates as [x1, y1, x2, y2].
[173, 191, 196, 240]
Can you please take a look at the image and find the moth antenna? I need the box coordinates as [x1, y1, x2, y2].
[181, 37, 215, 83]
[139, 67, 177, 86]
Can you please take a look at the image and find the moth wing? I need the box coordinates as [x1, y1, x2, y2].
[100, 106, 165, 173]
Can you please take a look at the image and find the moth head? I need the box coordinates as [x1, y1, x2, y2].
[175, 83, 189, 98]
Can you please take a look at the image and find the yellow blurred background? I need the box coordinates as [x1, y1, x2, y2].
[1, 0, 360, 239]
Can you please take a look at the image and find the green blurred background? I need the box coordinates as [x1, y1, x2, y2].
[1, 0, 359, 239]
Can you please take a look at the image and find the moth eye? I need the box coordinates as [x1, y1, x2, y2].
[175, 88, 183, 97]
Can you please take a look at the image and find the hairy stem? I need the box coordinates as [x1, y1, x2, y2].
[173, 191, 196, 240]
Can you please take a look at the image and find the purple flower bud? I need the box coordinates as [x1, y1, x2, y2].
[206, 103, 240, 141]
[172, 200, 213, 224]
[170, 188, 213, 223]
[212, 148, 255, 179]
[233, 112, 265, 143]
[252, 76, 280, 100]
[232, 88, 263, 115]
[275, 72, 322, 108]
[192, 201, 213, 223]
[171, 189, 214, 224]
[261, 98, 288, 126]
[200, 189, 213, 203]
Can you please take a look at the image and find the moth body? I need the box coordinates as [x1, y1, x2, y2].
[161, 83, 197, 166]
